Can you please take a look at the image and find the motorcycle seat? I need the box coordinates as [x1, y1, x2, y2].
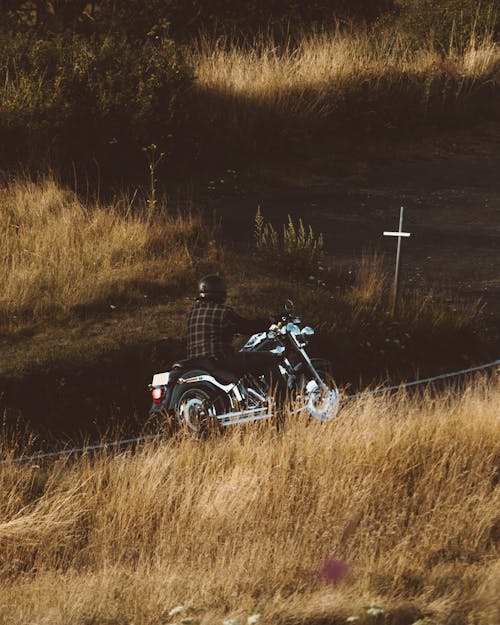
[172, 358, 239, 385]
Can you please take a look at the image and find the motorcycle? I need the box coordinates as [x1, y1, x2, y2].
[148, 300, 339, 433]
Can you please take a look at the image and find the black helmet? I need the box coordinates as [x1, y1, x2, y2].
[198, 274, 227, 303]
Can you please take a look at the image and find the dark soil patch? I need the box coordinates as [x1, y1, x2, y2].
[208, 149, 500, 348]
[0, 337, 185, 447]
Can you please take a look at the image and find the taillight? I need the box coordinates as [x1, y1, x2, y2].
[152, 387, 163, 404]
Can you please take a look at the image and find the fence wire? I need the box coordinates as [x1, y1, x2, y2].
[2, 358, 498, 465]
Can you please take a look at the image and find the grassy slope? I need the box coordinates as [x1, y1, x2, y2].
[0, 178, 210, 320]
[0, 177, 213, 374]
[0, 381, 498, 625]
[0, 178, 491, 439]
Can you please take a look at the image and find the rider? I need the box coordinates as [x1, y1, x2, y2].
[187, 274, 282, 388]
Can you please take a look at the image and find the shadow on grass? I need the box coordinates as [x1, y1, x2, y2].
[0, 336, 185, 444]
[181, 72, 500, 174]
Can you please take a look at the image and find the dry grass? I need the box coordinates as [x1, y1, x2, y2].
[188, 25, 499, 122]
[0, 178, 209, 324]
[349, 252, 388, 305]
[0, 179, 484, 383]
[0, 379, 498, 624]
[347, 251, 482, 331]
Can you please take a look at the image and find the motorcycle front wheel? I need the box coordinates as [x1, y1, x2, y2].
[296, 359, 339, 422]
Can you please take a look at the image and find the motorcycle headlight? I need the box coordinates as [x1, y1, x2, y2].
[300, 326, 315, 342]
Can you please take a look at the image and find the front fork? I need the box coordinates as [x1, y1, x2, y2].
[288, 334, 329, 391]
[221, 343, 333, 424]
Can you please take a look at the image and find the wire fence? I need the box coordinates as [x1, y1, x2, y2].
[2, 358, 498, 466]
[346, 358, 500, 399]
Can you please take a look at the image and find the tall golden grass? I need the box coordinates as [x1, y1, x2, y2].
[0, 380, 498, 624]
[346, 250, 482, 331]
[0, 178, 208, 322]
[188, 25, 499, 118]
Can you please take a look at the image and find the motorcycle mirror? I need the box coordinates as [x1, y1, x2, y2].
[284, 299, 295, 314]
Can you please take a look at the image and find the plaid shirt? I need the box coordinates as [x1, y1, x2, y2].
[187, 300, 268, 359]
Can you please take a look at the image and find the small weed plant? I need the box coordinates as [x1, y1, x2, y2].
[255, 207, 324, 276]
[142, 143, 165, 215]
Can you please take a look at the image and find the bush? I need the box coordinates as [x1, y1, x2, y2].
[255, 208, 324, 276]
[1, 1, 396, 40]
[0, 31, 191, 176]
[393, 0, 499, 50]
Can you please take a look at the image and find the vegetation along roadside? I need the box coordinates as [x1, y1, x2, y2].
[0, 178, 492, 439]
[0, 379, 498, 625]
[0, 1, 498, 182]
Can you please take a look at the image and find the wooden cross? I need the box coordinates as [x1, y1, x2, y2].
[383, 207, 411, 313]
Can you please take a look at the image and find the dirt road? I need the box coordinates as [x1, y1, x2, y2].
[209, 149, 500, 346]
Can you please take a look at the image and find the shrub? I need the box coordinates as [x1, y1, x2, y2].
[0, 31, 191, 175]
[255, 207, 324, 276]
[393, 0, 499, 50]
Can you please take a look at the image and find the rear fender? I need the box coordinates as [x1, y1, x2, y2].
[170, 369, 234, 413]
[151, 369, 232, 414]
[149, 368, 183, 415]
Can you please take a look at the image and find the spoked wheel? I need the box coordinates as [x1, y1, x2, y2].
[297, 360, 339, 422]
[174, 387, 225, 436]
[303, 379, 339, 422]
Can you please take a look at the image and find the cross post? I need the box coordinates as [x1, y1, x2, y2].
[383, 206, 411, 314]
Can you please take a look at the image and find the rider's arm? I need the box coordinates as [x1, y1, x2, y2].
[225, 308, 270, 335]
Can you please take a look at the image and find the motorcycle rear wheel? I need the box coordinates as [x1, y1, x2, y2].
[174, 386, 226, 436]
